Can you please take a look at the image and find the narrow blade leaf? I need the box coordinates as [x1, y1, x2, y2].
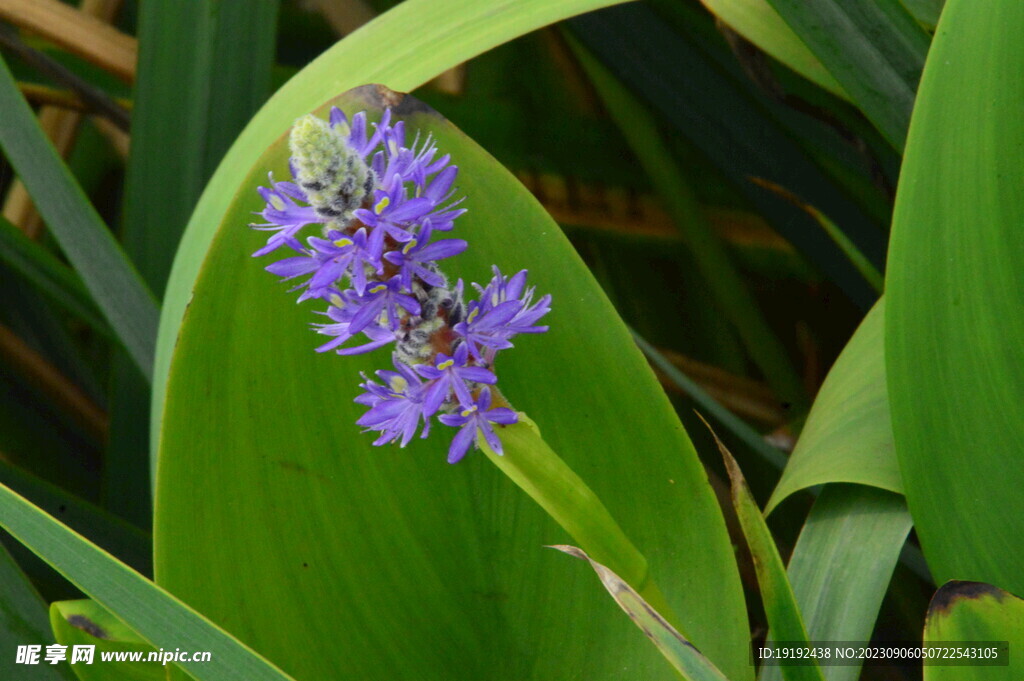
[552, 545, 731, 681]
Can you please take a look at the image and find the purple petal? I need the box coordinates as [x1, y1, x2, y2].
[347, 297, 385, 334]
[458, 367, 497, 384]
[487, 408, 518, 425]
[447, 424, 475, 464]
[422, 378, 450, 416]
[265, 255, 318, 279]
[424, 166, 457, 203]
[416, 238, 468, 262]
[479, 421, 503, 454]
[386, 197, 433, 222]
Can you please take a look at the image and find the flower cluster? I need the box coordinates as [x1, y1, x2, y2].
[251, 108, 551, 463]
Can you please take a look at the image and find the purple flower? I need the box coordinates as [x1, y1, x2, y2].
[329, 107, 390, 158]
[303, 227, 381, 297]
[250, 175, 321, 256]
[313, 296, 395, 355]
[375, 123, 452, 189]
[265, 227, 381, 300]
[456, 268, 552, 362]
[414, 343, 496, 416]
[346, 276, 421, 333]
[438, 387, 518, 463]
[355, 357, 431, 446]
[383, 221, 467, 289]
[353, 186, 435, 249]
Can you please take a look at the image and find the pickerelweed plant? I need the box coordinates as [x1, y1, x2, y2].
[251, 107, 551, 464]
[249, 105, 678, 624]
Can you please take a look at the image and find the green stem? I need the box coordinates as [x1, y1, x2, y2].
[478, 412, 677, 624]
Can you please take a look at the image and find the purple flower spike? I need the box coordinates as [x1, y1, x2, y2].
[438, 387, 518, 463]
[252, 107, 551, 463]
[414, 344, 496, 416]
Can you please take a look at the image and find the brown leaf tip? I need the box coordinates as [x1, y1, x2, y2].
[928, 580, 1008, 618]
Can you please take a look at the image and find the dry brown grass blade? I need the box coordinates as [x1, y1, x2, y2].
[515, 169, 793, 250]
[2, 0, 125, 238]
[0, 0, 135, 82]
[0, 324, 108, 443]
[18, 81, 130, 112]
[651, 347, 787, 426]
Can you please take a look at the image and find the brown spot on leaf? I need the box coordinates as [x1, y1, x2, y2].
[275, 460, 331, 483]
[66, 615, 109, 640]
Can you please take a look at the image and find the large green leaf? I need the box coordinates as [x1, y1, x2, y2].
[923, 581, 1022, 680]
[767, 301, 900, 513]
[885, 0, 1024, 594]
[0, 483, 295, 681]
[765, 0, 929, 149]
[155, 88, 751, 681]
[152, 0, 637, 466]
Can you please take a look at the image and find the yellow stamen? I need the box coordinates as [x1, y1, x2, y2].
[333, 238, 353, 248]
[460, 405, 478, 417]
[437, 359, 455, 370]
[374, 196, 391, 213]
[370, 284, 387, 294]
[402, 239, 418, 254]
[467, 308, 479, 323]
[388, 376, 408, 393]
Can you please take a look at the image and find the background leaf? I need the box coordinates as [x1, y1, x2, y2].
[709, 423, 824, 681]
[0, 54, 158, 380]
[762, 485, 913, 681]
[107, 0, 280, 527]
[764, 0, 929, 149]
[697, 0, 847, 98]
[0, 543, 73, 681]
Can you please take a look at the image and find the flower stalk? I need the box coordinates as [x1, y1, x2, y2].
[479, 409, 677, 623]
